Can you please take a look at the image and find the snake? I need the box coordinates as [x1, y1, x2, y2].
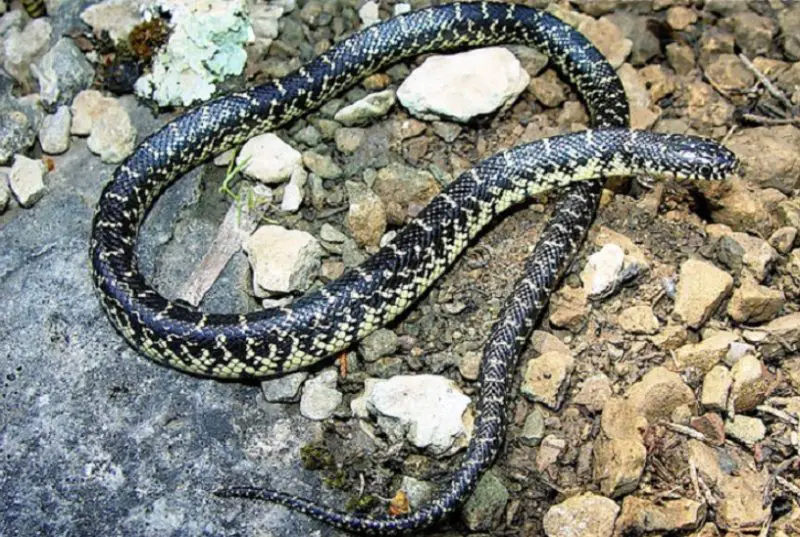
[89, 2, 738, 534]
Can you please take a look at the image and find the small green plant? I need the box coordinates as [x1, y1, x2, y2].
[218, 150, 276, 225]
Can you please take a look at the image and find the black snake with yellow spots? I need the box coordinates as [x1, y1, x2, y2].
[90, 2, 737, 534]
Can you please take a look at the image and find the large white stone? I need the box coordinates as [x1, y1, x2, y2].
[397, 47, 530, 123]
[237, 133, 302, 184]
[351, 375, 472, 456]
[243, 225, 323, 295]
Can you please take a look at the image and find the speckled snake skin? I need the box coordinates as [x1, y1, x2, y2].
[90, 2, 738, 534]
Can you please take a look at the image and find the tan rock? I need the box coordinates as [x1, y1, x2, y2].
[626, 367, 696, 423]
[673, 259, 733, 329]
[674, 331, 739, 373]
[618, 305, 660, 335]
[727, 12, 776, 57]
[710, 180, 775, 238]
[716, 232, 778, 282]
[529, 69, 566, 108]
[725, 415, 766, 446]
[521, 351, 574, 410]
[688, 440, 770, 530]
[727, 278, 784, 324]
[617, 496, 706, 533]
[531, 331, 571, 356]
[725, 126, 800, 195]
[578, 16, 632, 68]
[701, 365, 732, 411]
[666, 6, 697, 30]
[730, 355, 776, 412]
[346, 181, 386, 247]
[768, 226, 797, 254]
[743, 312, 800, 359]
[638, 64, 677, 102]
[573, 373, 612, 414]
[600, 397, 648, 441]
[650, 323, 689, 350]
[536, 435, 567, 473]
[666, 42, 695, 75]
[542, 493, 620, 537]
[705, 54, 755, 90]
[549, 286, 588, 331]
[618, 63, 660, 129]
[685, 80, 735, 128]
[593, 436, 646, 498]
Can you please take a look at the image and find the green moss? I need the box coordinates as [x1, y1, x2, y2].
[299, 442, 334, 471]
[345, 494, 378, 513]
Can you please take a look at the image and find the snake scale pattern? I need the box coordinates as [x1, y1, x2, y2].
[90, 2, 738, 534]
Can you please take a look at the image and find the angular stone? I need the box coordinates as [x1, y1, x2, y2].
[626, 367, 696, 424]
[730, 355, 775, 412]
[352, 375, 471, 456]
[727, 278, 784, 324]
[86, 105, 136, 164]
[593, 436, 646, 498]
[618, 305, 660, 335]
[573, 373, 612, 414]
[33, 37, 95, 109]
[300, 369, 342, 421]
[9, 155, 46, 208]
[701, 365, 732, 412]
[543, 493, 620, 537]
[261, 371, 308, 403]
[724, 415, 766, 446]
[521, 351, 574, 410]
[243, 225, 323, 295]
[617, 496, 706, 533]
[238, 133, 302, 184]
[39, 105, 71, 155]
[673, 259, 733, 329]
[346, 181, 386, 247]
[334, 89, 396, 126]
[674, 331, 739, 373]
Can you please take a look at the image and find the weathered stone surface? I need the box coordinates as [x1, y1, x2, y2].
[243, 225, 323, 296]
[701, 365, 732, 411]
[626, 367, 696, 424]
[673, 259, 733, 329]
[8, 154, 46, 208]
[543, 493, 620, 537]
[299, 369, 342, 421]
[461, 471, 509, 532]
[238, 133, 302, 184]
[617, 496, 706, 533]
[618, 305, 660, 335]
[33, 37, 95, 109]
[397, 47, 529, 123]
[727, 278, 784, 324]
[352, 375, 471, 456]
[674, 331, 739, 373]
[346, 181, 386, 247]
[521, 351, 574, 410]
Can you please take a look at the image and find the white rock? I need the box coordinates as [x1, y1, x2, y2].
[299, 369, 342, 421]
[352, 375, 472, 456]
[358, 0, 380, 27]
[280, 166, 307, 212]
[70, 90, 118, 136]
[80, 0, 144, 43]
[2, 18, 52, 86]
[581, 243, 625, 299]
[397, 47, 530, 123]
[393, 3, 411, 16]
[243, 225, 323, 295]
[238, 133, 302, 184]
[87, 105, 137, 164]
[334, 90, 396, 126]
[39, 105, 71, 154]
[9, 155, 46, 208]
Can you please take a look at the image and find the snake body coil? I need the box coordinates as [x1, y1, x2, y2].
[91, 2, 737, 534]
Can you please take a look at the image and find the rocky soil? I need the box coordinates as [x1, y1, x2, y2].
[1, 0, 799, 536]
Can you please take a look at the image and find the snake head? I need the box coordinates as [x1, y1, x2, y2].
[662, 133, 740, 182]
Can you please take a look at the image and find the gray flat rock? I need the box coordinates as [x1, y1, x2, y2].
[0, 98, 348, 537]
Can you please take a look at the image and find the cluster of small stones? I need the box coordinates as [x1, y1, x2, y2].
[3, 0, 799, 534]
